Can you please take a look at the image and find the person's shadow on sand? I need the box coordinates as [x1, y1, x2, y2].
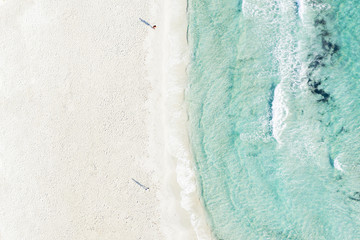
[139, 18, 156, 29]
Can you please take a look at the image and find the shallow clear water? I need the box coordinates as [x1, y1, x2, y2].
[187, 0, 360, 239]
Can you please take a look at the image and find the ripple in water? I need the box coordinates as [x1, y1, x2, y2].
[187, 0, 360, 239]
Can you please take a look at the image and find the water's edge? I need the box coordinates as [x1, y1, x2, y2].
[146, 0, 214, 239]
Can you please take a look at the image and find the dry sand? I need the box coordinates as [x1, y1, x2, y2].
[0, 0, 164, 239]
[0, 0, 215, 239]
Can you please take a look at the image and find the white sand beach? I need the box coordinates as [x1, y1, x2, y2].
[0, 0, 213, 239]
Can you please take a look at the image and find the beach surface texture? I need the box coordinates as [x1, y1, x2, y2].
[0, 0, 212, 239]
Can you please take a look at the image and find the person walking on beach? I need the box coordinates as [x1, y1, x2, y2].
[139, 18, 156, 30]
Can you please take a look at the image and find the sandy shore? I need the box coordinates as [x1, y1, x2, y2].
[147, 1, 214, 239]
[0, 0, 164, 239]
[0, 0, 214, 239]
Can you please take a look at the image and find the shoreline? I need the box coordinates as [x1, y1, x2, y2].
[146, 0, 214, 239]
[0, 0, 213, 239]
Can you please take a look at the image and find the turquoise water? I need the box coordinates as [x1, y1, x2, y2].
[187, 0, 360, 239]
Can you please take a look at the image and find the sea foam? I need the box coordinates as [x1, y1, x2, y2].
[146, 0, 214, 239]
